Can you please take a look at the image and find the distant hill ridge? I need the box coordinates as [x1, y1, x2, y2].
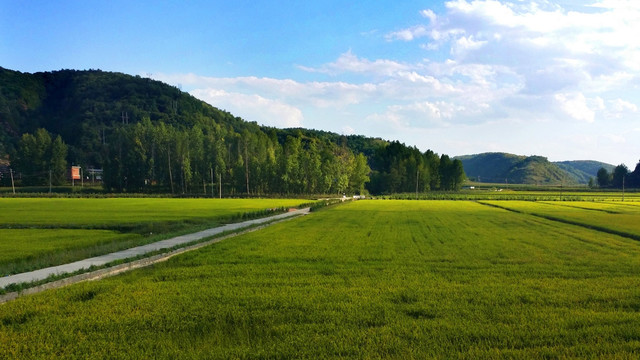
[456, 152, 615, 185]
[0, 66, 464, 194]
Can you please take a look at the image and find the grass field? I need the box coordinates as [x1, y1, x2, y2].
[0, 198, 308, 227]
[387, 189, 640, 201]
[1, 200, 640, 358]
[481, 200, 640, 240]
[0, 198, 308, 276]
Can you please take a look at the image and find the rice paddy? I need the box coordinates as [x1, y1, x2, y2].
[0, 198, 308, 276]
[1, 199, 639, 358]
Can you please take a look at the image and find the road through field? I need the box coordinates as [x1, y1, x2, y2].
[0, 208, 309, 289]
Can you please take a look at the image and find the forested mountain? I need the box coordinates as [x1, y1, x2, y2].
[0, 67, 464, 194]
[457, 152, 584, 185]
[554, 160, 615, 184]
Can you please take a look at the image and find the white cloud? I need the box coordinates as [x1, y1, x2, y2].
[420, 9, 438, 23]
[603, 133, 626, 144]
[387, 0, 640, 95]
[152, 1, 640, 167]
[452, 35, 488, 56]
[190, 88, 303, 128]
[554, 92, 596, 123]
[386, 25, 430, 42]
[610, 98, 638, 113]
[298, 50, 412, 77]
[341, 126, 356, 135]
[155, 72, 377, 108]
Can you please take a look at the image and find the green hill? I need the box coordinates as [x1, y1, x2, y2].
[456, 152, 593, 185]
[555, 160, 615, 184]
[0, 67, 463, 194]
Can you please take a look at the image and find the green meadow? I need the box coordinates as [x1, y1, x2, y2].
[0, 198, 307, 227]
[0, 198, 307, 276]
[482, 200, 640, 240]
[1, 200, 640, 358]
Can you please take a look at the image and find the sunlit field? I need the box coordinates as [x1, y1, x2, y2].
[1, 200, 639, 358]
[0, 198, 307, 227]
[388, 189, 640, 201]
[0, 198, 308, 276]
[481, 200, 640, 240]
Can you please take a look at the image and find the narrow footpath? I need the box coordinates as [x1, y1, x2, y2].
[0, 208, 309, 290]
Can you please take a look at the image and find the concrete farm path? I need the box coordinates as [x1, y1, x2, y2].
[0, 208, 310, 291]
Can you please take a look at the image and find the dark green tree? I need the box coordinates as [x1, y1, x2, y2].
[628, 160, 640, 188]
[49, 135, 68, 185]
[612, 164, 629, 189]
[350, 153, 371, 194]
[596, 167, 610, 188]
[13, 128, 67, 186]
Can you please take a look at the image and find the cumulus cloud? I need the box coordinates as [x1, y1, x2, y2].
[190, 88, 303, 128]
[420, 9, 438, 23]
[389, 0, 640, 94]
[603, 133, 626, 144]
[385, 25, 430, 42]
[155, 72, 377, 108]
[341, 126, 356, 135]
[554, 93, 597, 123]
[155, 1, 640, 166]
[298, 50, 412, 77]
[610, 98, 638, 113]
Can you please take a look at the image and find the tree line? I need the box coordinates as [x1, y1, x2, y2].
[596, 162, 640, 189]
[7, 125, 466, 195]
[99, 118, 373, 195]
[1, 67, 467, 194]
[10, 128, 68, 186]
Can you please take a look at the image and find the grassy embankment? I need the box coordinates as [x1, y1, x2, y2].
[0, 198, 309, 276]
[1, 200, 640, 358]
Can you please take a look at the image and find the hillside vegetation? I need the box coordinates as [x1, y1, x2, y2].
[457, 152, 616, 185]
[555, 160, 615, 184]
[0, 67, 464, 194]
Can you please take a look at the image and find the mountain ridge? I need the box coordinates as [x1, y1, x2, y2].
[456, 152, 615, 185]
[0, 66, 464, 194]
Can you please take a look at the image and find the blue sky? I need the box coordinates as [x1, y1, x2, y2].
[2, 1, 639, 168]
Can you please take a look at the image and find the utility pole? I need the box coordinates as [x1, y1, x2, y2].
[210, 168, 214, 198]
[244, 139, 250, 195]
[622, 176, 625, 202]
[10, 168, 15, 194]
[219, 173, 222, 199]
[168, 148, 174, 194]
[416, 168, 419, 200]
[49, 169, 52, 193]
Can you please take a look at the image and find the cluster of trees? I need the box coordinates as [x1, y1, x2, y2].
[10, 128, 67, 186]
[367, 141, 465, 193]
[9, 122, 467, 195]
[1, 67, 466, 195]
[102, 119, 371, 195]
[595, 162, 640, 188]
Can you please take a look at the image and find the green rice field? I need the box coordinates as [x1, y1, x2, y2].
[0, 198, 308, 276]
[1, 199, 640, 358]
[389, 189, 640, 201]
[0, 198, 307, 227]
[481, 200, 640, 240]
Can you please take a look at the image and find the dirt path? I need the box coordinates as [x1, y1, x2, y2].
[0, 208, 309, 295]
